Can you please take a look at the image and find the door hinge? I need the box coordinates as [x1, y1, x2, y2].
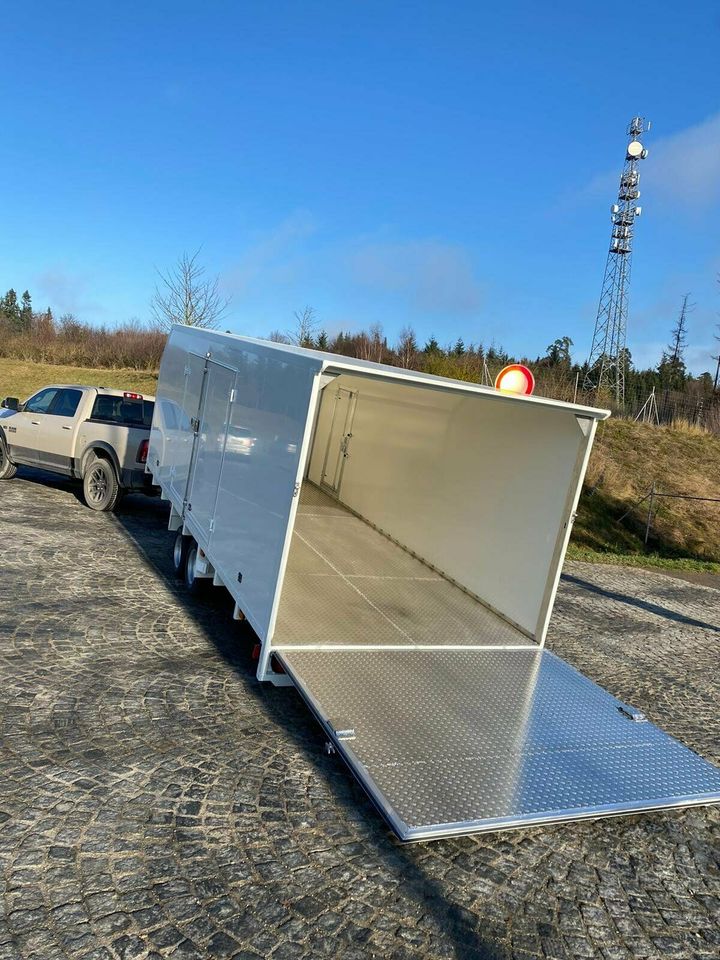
[191, 417, 200, 433]
[230, 388, 237, 403]
[293, 482, 300, 498]
[209, 518, 215, 533]
[184, 364, 192, 377]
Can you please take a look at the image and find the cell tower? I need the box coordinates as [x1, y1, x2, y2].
[584, 117, 650, 405]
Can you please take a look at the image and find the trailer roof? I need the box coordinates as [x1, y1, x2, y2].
[174, 326, 610, 420]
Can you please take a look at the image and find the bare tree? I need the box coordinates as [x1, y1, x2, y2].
[151, 249, 229, 331]
[290, 306, 319, 347]
[396, 326, 418, 369]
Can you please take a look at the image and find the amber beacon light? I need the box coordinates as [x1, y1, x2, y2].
[494, 364, 535, 395]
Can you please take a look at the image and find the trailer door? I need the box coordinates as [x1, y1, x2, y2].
[185, 361, 235, 541]
[319, 388, 357, 495]
[166, 352, 207, 505]
[275, 647, 720, 841]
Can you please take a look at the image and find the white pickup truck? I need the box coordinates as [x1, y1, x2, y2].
[0, 384, 156, 511]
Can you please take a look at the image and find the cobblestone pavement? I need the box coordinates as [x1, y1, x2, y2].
[1, 469, 719, 960]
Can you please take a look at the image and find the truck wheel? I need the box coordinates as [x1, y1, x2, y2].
[0, 441, 17, 480]
[83, 456, 122, 512]
[173, 531, 191, 577]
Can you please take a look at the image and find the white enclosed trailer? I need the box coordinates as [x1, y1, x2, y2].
[148, 325, 720, 841]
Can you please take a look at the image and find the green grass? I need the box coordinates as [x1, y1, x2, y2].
[0, 358, 158, 399]
[570, 417, 720, 571]
[566, 543, 720, 573]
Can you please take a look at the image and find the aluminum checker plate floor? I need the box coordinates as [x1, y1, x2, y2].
[273, 484, 534, 649]
[276, 647, 720, 841]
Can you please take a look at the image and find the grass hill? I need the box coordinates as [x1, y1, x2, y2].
[3, 359, 719, 572]
[0, 358, 159, 399]
[569, 418, 720, 571]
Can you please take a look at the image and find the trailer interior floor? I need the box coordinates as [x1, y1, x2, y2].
[273, 483, 534, 649]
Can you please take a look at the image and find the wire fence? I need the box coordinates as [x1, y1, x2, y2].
[617, 482, 720, 546]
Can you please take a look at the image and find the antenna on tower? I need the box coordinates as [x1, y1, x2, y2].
[584, 117, 650, 406]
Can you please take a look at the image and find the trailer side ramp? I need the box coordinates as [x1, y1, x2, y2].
[275, 648, 720, 841]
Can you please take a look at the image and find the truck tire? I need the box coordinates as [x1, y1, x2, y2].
[0, 440, 17, 480]
[173, 531, 191, 577]
[83, 456, 122, 512]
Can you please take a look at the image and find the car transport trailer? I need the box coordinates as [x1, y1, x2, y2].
[148, 326, 720, 841]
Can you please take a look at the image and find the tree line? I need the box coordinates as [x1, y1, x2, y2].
[2, 253, 718, 419]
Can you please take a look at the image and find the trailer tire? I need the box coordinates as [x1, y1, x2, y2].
[82, 455, 122, 512]
[184, 543, 208, 594]
[0, 440, 17, 480]
[173, 531, 191, 577]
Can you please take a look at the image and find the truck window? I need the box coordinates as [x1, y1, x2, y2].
[24, 388, 59, 414]
[51, 389, 83, 418]
[91, 396, 155, 426]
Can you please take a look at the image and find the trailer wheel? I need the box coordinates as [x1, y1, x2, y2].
[82, 456, 122, 512]
[184, 543, 207, 594]
[0, 440, 17, 480]
[172, 531, 190, 578]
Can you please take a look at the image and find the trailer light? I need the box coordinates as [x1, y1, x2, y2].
[494, 364, 535, 396]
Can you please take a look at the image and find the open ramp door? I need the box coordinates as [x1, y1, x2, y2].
[276, 648, 720, 841]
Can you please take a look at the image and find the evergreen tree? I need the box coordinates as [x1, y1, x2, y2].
[543, 336, 573, 366]
[424, 335, 441, 355]
[453, 337, 465, 356]
[316, 330, 329, 351]
[1, 289, 20, 325]
[20, 290, 32, 330]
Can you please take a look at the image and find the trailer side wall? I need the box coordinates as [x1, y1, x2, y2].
[150, 326, 322, 640]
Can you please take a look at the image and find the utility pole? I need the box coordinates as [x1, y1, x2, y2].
[584, 117, 651, 407]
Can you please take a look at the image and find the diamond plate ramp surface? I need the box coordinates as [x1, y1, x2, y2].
[277, 648, 720, 840]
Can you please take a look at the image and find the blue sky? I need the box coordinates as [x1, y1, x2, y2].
[3, 1, 719, 373]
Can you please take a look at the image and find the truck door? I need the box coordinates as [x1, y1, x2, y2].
[7, 387, 61, 466]
[320, 388, 357, 495]
[34, 388, 83, 472]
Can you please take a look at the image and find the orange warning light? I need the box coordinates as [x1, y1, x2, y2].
[494, 364, 535, 395]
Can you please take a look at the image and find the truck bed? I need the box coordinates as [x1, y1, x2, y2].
[273, 483, 534, 649]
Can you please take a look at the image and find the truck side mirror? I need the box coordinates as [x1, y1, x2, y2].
[1, 397, 19, 411]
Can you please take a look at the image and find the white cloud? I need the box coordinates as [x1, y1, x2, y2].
[223, 211, 316, 295]
[347, 239, 483, 316]
[644, 111, 720, 206]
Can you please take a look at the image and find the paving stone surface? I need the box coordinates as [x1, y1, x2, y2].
[0, 468, 719, 960]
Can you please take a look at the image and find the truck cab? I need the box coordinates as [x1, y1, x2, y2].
[0, 385, 156, 510]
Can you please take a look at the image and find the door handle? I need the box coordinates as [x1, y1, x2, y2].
[31, 420, 40, 425]
[62, 425, 72, 431]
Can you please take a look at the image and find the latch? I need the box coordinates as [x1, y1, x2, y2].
[209, 518, 215, 533]
[191, 417, 200, 433]
[328, 719, 356, 741]
[617, 702, 646, 722]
